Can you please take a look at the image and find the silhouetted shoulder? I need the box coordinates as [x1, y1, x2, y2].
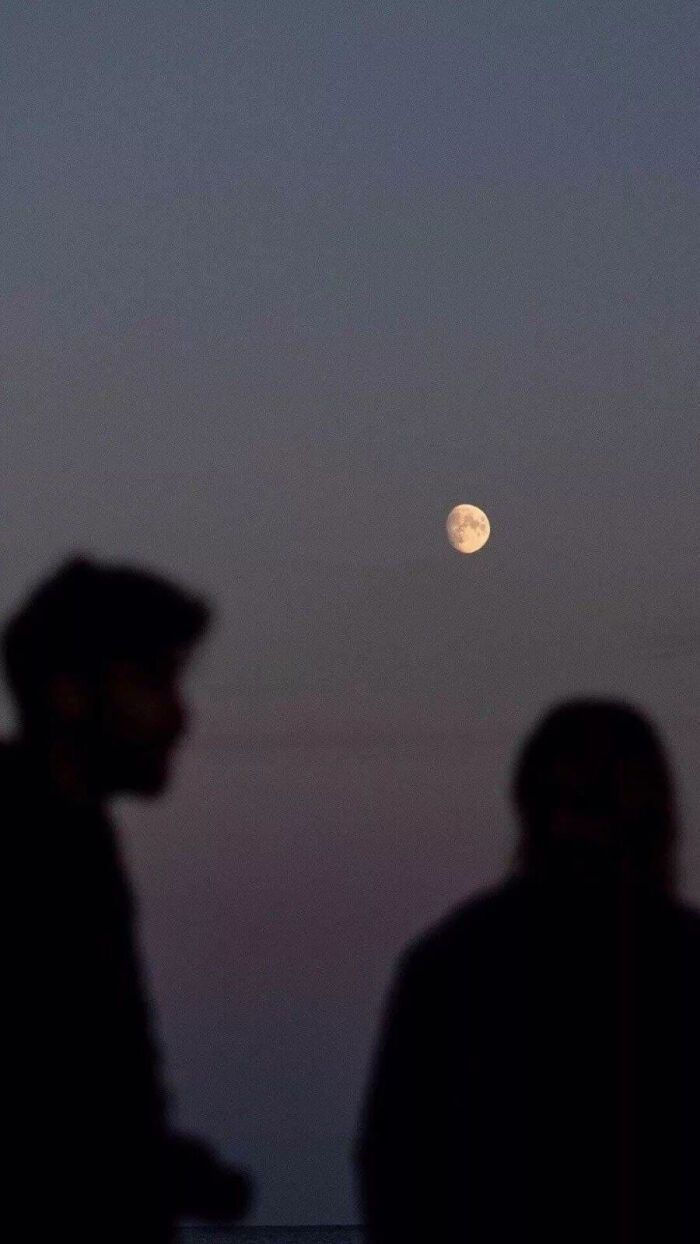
[671, 900, 700, 953]
[674, 900, 700, 934]
[402, 878, 525, 965]
[0, 738, 18, 777]
[388, 880, 528, 1011]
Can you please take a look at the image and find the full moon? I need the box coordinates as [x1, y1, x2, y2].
[446, 504, 491, 553]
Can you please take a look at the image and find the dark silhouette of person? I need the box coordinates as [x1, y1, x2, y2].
[356, 700, 699, 1243]
[1, 557, 252, 1243]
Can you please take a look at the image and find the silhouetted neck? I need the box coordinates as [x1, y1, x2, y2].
[514, 867, 671, 915]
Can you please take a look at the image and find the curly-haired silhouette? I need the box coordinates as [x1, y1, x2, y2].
[2, 557, 252, 1243]
[356, 700, 699, 1243]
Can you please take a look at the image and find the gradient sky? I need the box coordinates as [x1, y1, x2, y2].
[2, 0, 698, 1224]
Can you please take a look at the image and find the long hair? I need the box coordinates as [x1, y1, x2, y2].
[512, 698, 677, 891]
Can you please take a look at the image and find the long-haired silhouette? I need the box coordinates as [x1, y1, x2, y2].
[357, 699, 699, 1243]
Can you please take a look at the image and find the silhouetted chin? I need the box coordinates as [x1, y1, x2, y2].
[112, 749, 173, 797]
[130, 771, 170, 797]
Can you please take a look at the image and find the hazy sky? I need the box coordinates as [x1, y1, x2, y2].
[2, 0, 698, 1224]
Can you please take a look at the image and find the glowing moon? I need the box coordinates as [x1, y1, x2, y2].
[446, 504, 491, 554]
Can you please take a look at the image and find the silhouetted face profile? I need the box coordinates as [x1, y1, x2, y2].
[2, 556, 210, 802]
[513, 699, 676, 891]
[54, 646, 190, 797]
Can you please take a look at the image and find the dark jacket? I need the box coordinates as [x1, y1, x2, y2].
[3, 739, 245, 1242]
[357, 876, 700, 1243]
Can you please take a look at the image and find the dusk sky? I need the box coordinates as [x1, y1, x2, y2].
[2, 0, 698, 1224]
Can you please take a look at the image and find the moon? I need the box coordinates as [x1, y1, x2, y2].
[446, 504, 491, 554]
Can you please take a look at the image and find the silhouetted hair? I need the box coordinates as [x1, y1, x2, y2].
[512, 698, 677, 883]
[2, 556, 211, 729]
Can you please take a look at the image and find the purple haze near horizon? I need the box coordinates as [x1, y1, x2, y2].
[1, 0, 698, 1224]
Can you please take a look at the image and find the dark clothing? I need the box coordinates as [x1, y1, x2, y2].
[357, 876, 700, 1243]
[3, 740, 228, 1242]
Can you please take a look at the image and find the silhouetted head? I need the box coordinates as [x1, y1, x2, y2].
[512, 699, 677, 892]
[2, 557, 211, 798]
